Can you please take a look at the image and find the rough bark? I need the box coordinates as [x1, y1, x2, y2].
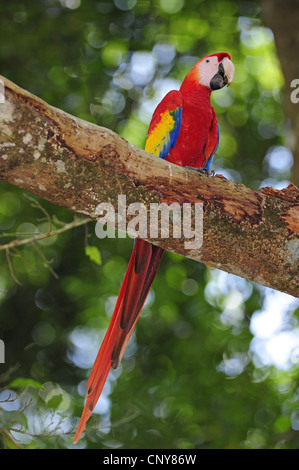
[0, 75, 298, 297]
[262, 0, 299, 186]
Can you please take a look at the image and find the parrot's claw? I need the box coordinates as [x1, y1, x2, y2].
[185, 166, 215, 177]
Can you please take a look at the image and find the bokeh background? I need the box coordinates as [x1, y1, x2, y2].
[0, 0, 298, 449]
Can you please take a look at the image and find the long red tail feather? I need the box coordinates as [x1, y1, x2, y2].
[74, 239, 164, 442]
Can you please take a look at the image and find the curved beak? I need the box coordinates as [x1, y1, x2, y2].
[210, 57, 235, 90]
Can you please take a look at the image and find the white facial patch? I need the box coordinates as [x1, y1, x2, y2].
[197, 56, 235, 88]
[197, 56, 220, 88]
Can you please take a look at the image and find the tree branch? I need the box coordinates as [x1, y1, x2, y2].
[0, 217, 91, 252]
[0, 75, 298, 296]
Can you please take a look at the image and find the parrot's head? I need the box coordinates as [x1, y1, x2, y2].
[180, 52, 234, 95]
[196, 52, 235, 90]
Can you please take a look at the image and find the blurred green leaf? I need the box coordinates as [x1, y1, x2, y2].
[8, 378, 44, 390]
[1, 410, 28, 428]
[85, 246, 102, 265]
[46, 394, 63, 410]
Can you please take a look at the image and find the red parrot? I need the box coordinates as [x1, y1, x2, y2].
[74, 52, 235, 442]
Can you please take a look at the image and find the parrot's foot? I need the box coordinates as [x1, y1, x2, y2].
[185, 167, 215, 177]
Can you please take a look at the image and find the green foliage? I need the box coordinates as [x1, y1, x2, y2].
[0, 0, 298, 450]
[8, 378, 44, 390]
[85, 246, 102, 266]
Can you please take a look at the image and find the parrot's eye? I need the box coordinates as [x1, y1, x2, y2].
[206, 59, 209, 63]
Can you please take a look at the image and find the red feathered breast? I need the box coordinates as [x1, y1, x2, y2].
[166, 98, 214, 168]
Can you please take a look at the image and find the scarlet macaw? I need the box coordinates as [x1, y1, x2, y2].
[74, 52, 235, 442]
